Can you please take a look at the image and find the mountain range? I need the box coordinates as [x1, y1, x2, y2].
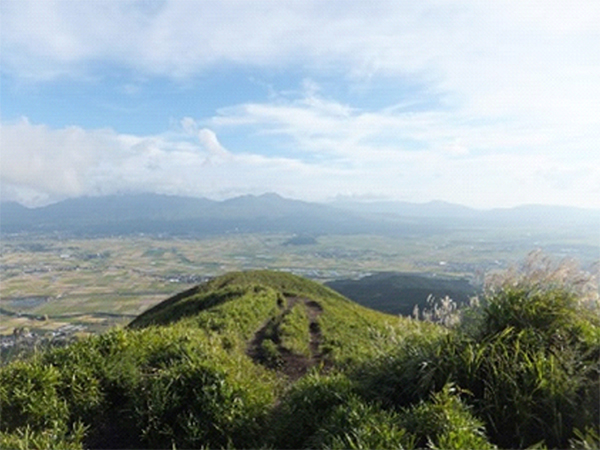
[1, 192, 598, 236]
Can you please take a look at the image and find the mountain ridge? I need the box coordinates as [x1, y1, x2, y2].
[0, 193, 370, 235]
[1, 192, 598, 235]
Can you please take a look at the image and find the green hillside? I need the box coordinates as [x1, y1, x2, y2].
[326, 272, 477, 316]
[1, 264, 599, 449]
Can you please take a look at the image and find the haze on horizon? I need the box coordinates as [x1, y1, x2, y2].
[1, 1, 599, 210]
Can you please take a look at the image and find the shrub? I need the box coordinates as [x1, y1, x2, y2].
[0, 421, 86, 450]
[358, 254, 599, 448]
[479, 251, 599, 342]
[399, 384, 494, 450]
[0, 360, 69, 432]
[0, 324, 278, 450]
[355, 331, 452, 408]
[309, 395, 416, 450]
[133, 361, 266, 449]
[269, 372, 357, 448]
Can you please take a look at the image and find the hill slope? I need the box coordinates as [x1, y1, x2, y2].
[1, 271, 434, 449]
[129, 270, 425, 370]
[1, 268, 598, 449]
[326, 272, 477, 316]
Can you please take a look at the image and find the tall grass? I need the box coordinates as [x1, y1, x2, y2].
[0, 325, 278, 449]
[358, 252, 600, 449]
[1, 263, 597, 449]
[268, 372, 416, 449]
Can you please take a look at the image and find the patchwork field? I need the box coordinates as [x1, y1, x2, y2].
[1, 227, 597, 337]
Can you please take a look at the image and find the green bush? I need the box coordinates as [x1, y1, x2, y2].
[399, 384, 494, 450]
[0, 421, 86, 450]
[269, 372, 357, 448]
[310, 395, 416, 450]
[357, 255, 599, 448]
[479, 252, 600, 343]
[0, 360, 69, 432]
[355, 331, 452, 407]
[269, 371, 416, 449]
[0, 324, 277, 449]
[133, 361, 269, 449]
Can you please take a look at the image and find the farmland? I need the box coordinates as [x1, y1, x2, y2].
[2, 222, 596, 339]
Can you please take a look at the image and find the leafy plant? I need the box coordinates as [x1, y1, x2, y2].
[268, 372, 357, 448]
[1, 265, 597, 449]
[399, 384, 495, 450]
[358, 254, 600, 448]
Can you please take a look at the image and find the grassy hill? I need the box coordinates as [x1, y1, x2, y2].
[1, 264, 599, 449]
[326, 272, 477, 317]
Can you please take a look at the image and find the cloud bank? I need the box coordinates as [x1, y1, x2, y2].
[4, 91, 598, 209]
[2, 1, 599, 208]
[0, 117, 342, 206]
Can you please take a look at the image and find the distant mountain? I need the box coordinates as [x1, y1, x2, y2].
[0, 201, 33, 224]
[2, 193, 598, 236]
[330, 199, 479, 219]
[27, 193, 216, 222]
[0, 193, 378, 236]
[0, 194, 215, 234]
[485, 204, 600, 225]
[330, 198, 600, 225]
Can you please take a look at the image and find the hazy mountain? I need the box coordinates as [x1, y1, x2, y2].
[330, 198, 480, 219]
[0, 201, 33, 224]
[0, 193, 377, 236]
[2, 193, 598, 236]
[485, 204, 600, 225]
[331, 198, 600, 225]
[0, 194, 214, 234]
[30, 194, 216, 222]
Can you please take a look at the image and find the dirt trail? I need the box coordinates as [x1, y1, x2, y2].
[305, 300, 324, 362]
[246, 296, 325, 381]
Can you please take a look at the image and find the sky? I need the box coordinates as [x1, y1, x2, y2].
[1, 1, 599, 209]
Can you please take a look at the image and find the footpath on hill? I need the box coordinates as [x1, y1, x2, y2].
[247, 295, 325, 380]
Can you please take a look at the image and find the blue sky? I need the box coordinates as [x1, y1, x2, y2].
[1, 1, 599, 209]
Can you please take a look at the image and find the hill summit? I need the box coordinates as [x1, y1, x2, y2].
[128, 270, 409, 379]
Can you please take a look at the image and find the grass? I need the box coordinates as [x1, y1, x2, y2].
[1, 325, 279, 449]
[279, 301, 311, 356]
[1, 270, 412, 448]
[1, 257, 598, 449]
[354, 253, 600, 449]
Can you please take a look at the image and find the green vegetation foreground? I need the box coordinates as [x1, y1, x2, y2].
[1, 255, 599, 449]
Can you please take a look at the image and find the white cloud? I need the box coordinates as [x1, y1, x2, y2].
[2, 1, 599, 208]
[0, 117, 348, 206]
[4, 1, 599, 122]
[2, 109, 598, 208]
[1, 118, 114, 202]
[207, 83, 600, 208]
[197, 128, 230, 160]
